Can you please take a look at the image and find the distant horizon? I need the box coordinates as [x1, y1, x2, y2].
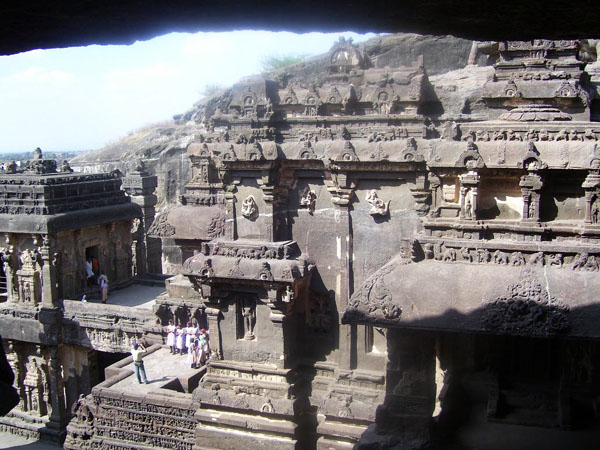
[0, 30, 377, 154]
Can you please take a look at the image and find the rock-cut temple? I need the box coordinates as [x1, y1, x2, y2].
[3, 37, 600, 449]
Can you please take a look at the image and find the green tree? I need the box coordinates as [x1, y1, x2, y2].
[201, 84, 224, 98]
[260, 54, 307, 73]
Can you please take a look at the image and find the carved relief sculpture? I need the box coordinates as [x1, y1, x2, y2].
[366, 190, 390, 217]
[300, 187, 317, 214]
[241, 195, 258, 220]
[241, 298, 256, 340]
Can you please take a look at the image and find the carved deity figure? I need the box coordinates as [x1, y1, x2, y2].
[300, 187, 317, 213]
[264, 98, 273, 115]
[463, 189, 474, 219]
[281, 285, 295, 303]
[528, 198, 537, 220]
[241, 195, 258, 220]
[592, 198, 600, 224]
[241, 299, 256, 340]
[20, 249, 36, 270]
[366, 190, 390, 217]
[58, 160, 74, 173]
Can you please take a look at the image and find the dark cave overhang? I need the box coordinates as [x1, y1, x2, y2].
[342, 255, 600, 339]
[2, 1, 600, 56]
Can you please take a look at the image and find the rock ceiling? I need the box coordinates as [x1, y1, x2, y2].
[1, 0, 600, 55]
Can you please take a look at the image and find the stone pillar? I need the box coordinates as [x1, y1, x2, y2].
[326, 172, 356, 370]
[519, 172, 543, 222]
[362, 329, 436, 449]
[258, 169, 276, 242]
[122, 166, 161, 274]
[224, 184, 237, 240]
[582, 169, 600, 224]
[47, 346, 67, 437]
[204, 305, 222, 359]
[39, 235, 58, 306]
[2, 241, 18, 302]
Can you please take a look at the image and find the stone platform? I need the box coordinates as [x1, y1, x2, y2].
[109, 346, 204, 394]
[78, 283, 166, 310]
[64, 345, 203, 450]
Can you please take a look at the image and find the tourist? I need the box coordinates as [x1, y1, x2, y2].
[181, 324, 188, 354]
[97, 271, 108, 303]
[165, 320, 176, 354]
[131, 341, 148, 384]
[198, 329, 210, 366]
[186, 321, 198, 354]
[175, 324, 184, 354]
[85, 259, 94, 286]
[187, 339, 197, 369]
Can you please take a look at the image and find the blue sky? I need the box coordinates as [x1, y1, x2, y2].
[0, 31, 376, 154]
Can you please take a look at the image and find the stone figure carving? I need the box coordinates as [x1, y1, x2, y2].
[20, 249, 36, 270]
[6, 161, 17, 173]
[592, 198, 600, 224]
[147, 213, 175, 237]
[58, 160, 74, 173]
[547, 253, 563, 267]
[572, 253, 599, 271]
[281, 285, 295, 303]
[463, 189, 474, 219]
[481, 268, 570, 336]
[366, 190, 390, 217]
[241, 299, 256, 340]
[257, 261, 274, 281]
[300, 187, 317, 213]
[241, 195, 258, 220]
[345, 259, 402, 325]
[264, 98, 273, 117]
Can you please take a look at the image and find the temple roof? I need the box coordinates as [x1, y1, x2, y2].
[0, 170, 140, 233]
[342, 256, 600, 338]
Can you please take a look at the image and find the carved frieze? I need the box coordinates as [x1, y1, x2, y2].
[147, 212, 175, 237]
[419, 240, 600, 272]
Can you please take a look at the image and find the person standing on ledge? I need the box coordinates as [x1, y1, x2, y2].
[97, 271, 108, 303]
[131, 341, 148, 384]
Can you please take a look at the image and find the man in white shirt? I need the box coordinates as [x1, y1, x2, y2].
[85, 259, 94, 286]
[131, 342, 148, 384]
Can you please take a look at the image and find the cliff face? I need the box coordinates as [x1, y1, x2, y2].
[71, 33, 479, 209]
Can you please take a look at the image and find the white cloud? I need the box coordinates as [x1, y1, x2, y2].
[5, 66, 77, 85]
[104, 61, 182, 92]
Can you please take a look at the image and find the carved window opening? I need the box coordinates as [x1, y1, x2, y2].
[540, 171, 586, 222]
[365, 326, 386, 354]
[477, 175, 522, 220]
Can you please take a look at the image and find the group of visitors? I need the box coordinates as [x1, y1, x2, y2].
[85, 257, 109, 303]
[165, 320, 210, 369]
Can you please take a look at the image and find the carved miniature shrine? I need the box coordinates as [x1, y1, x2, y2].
[0, 151, 160, 442]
